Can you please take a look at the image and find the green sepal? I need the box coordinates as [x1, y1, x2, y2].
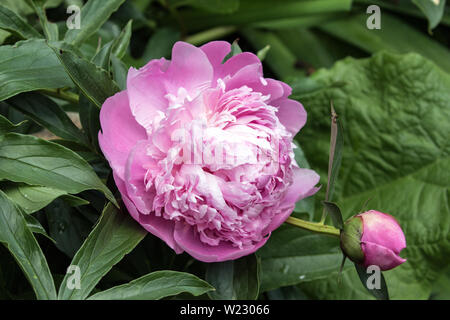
[340, 216, 364, 264]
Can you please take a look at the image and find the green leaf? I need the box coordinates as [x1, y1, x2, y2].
[0, 5, 41, 39]
[112, 19, 132, 59]
[0, 191, 56, 300]
[64, 0, 126, 47]
[142, 27, 180, 61]
[88, 271, 214, 300]
[355, 264, 389, 300]
[296, 52, 450, 299]
[50, 44, 120, 108]
[319, 12, 450, 73]
[259, 225, 343, 292]
[322, 201, 343, 229]
[1, 181, 88, 214]
[6, 92, 86, 144]
[0, 39, 72, 101]
[45, 198, 93, 258]
[183, 0, 240, 14]
[26, 0, 58, 41]
[412, 0, 446, 31]
[222, 39, 242, 63]
[206, 254, 260, 300]
[0, 133, 117, 206]
[0, 114, 25, 135]
[22, 211, 55, 243]
[58, 203, 146, 300]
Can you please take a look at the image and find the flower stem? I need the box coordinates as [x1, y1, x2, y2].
[285, 216, 340, 237]
[184, 26, 237, 46]
[39, 88, 79, 104]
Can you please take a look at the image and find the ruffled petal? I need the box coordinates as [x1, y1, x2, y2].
[200, 41, 231, 70]
[173, 223, 268, 262]
[272, 98, 307, 136]
[114, 172, 183, 253]
[98, 91, 147, 180]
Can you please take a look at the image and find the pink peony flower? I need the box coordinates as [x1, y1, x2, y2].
[98, 41, 319, 262]
[341, 210, 407, 271]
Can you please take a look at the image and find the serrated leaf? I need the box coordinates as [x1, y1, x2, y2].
[0, 191, 56, 300]
[88, 271, 214, 300]
[58, 203, 146, 300]
[0, 39, 72, 101]
[0, 133, 117, 206]
[206, 254, 260, 300]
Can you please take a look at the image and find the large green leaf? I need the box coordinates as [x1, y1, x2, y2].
[0, 5, 41, 39]
[0, 191, 56, 300]
[64, 0, 126, 46]
[0, 114, 24, 135]
[412, 0, 446, 31]
[206, 254, 260, 300]
[319, 12, 450, 73]
[1, 182, 88, 214]
[294, 52, 450, 299]
[0, 133, 117, 205]
[88, 271, 214, 300]
[58, 203, 146, 300]
[50, 44, 120, 108]
[0, 39, 72, 101]
[6, 92, 86, 144]
[259, 225, 343, 292]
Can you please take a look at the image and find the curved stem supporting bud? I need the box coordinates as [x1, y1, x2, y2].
[285, 216, 340, 237]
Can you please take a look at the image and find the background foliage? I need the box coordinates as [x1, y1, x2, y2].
[0, 0, 449, 300]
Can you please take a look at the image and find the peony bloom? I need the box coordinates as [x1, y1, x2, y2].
[98, 41, 319, 262]
[340, 210, 406, 271]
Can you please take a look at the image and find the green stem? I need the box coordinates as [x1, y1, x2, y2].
[184, 26, 237, 46]
[285, 216, 340, 237]
[39, 88, 79, 104]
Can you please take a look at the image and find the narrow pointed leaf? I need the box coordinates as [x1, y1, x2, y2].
[355, 263, 389, 300]
[58, 203, 146, 300]
[322, 201, 344, 229]
[206, 254, 260, 300]
[88, 271, 214, 300]
[0, 133, 117, 206]
[0, 191, 57, 300]
[0, 5, 41, 39]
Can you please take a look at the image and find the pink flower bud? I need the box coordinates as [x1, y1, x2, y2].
[340, 210, 406, 271]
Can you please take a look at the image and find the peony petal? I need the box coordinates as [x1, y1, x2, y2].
[114, 172, 183, 254]
[127, 59, 170, 131]
[272, 98, 307, 136]
[200, 41, 231, 70]
[173, 223, 268, 262]
[264, 167, 320, 232]
[362, 241, 407, 271]
[360, 210, 407, 255]
[217, 52, 263, 80]
[165, 41, 213, 95]
[98, 91, 147, 180]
